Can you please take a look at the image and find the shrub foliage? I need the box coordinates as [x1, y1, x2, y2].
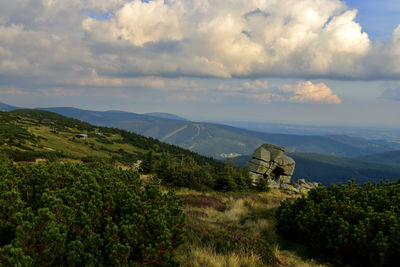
[154, 155, 252, 192]
[276, 180, 400, 266]
[0, 161, 185, 266]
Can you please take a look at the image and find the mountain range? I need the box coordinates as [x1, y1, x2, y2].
[231, 153, 400, 185]
[39, 107, 400, 159]
[1, 101, 399, 160]
[1, 101, 400, 185]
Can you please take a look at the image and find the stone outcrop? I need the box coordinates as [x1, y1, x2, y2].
[247, 143, 319, 193]
[247, 143, 295, 185]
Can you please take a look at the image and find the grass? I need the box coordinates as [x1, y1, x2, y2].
[5, 124, 145, 167]
[174, 188, 330, 267]
[0, 116, 142, 168]
[27, 125, 108, 158]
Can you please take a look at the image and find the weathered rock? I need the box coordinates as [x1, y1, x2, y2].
[247, 143, 295, 187]
[281, 184, 299, 193]
[249, 172, 263, 185]
[291, 179, 320, 193]
[278, 175, 291, 185]
[247, 159, 270, 174]
[300, 182, 312, 190]
[247, 144, 322, 193]
[267, 179, 280, 189]
[298, 179, 306, 184]
[253, 146, 271, 162]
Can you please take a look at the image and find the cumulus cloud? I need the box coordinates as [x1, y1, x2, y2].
[218, 80, 342, 104]
[0, 0, 399, 94]
[83, 0, 374, 78]
[83, 0, 184, 46]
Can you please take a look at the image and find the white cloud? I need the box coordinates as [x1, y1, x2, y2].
[83, 0, 183, 46]
[218, 80, 342, 104]
[0, 0, 399, 92]
[83, 0, 374, 78]
[283, 81, 342, 104]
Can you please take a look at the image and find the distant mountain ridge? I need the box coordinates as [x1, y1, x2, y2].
[0, 101, 19, 111]
[231, 153, 400, 185]
[144, 112, 188, 121]
[39, 106, 400, 159]
[1, 101, 399, 159]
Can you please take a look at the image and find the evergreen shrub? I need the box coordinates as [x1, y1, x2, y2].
[276, 180, 400, 266]
[0, 161, 185, 266]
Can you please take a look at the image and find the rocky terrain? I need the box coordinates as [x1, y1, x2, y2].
[247, 143, 319, 193]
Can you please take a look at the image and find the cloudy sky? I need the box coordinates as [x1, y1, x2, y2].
[0, 0, 399, 127]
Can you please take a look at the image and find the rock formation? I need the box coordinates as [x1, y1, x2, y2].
[247, 143, 295, 187]
[247, 143, 319, 193]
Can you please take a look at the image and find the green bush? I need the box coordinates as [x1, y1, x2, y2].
[276, 180, 400, 266]
[155, 155, 253, 192]
[155, 155, 215, 191]
[0, 161, 185, 266]
[3, 149, 65, 162]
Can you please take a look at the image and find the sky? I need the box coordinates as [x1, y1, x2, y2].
[0, 0, 399, 128]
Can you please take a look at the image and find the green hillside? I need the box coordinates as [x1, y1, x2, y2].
[0, 109, 221, 168]
[145, 112, 188, 121]
[0, 109, 255, 192]
[0, 101, 19, 111]
[358, 150, 400, 164]
[231, 153, 400, 185]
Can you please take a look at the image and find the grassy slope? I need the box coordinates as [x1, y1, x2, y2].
[26, 124, 146, 159]
[0, 111, 138, 162]
[0, 110, 221, 168]
[174, 188, 328, 267]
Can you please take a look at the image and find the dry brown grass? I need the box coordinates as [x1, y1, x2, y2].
[179, 247, 263, 267]
[175, 188, 329, 267]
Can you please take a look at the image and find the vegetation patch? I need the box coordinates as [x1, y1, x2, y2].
[176, 190, 324, 266]
[178, 194, 227, 211]
[0, 161, 185, 266]
[277, 180, 400, 266]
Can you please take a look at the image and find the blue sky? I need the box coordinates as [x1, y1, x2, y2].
[0, 0, 399, 128]
[346, 0, 400, 40]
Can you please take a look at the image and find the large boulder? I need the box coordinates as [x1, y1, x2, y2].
[247, 143, 295, 185]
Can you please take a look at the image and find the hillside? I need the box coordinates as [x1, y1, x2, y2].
[0, 109, 221, 169]
[39, 106, 400, 159]
[358, 150, 400, 164]
[0, 101, 19, 111]
[145, 112, 188, 121]
[231, 152, 400, 185]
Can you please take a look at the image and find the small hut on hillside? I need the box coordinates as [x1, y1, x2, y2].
[76, 134, 88, 140]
